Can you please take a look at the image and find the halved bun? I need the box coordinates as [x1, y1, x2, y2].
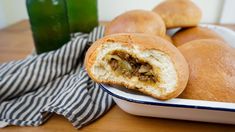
[153, 0, 202, 28]
[105, 10, 166, 37]
[85, 33, 189, 100]
[178, 39, 235, 103]
[172, 27, 224, 47]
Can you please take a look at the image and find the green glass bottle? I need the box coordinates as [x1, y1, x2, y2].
[66, 0, 98, 33]
[26, 0, 70, 54]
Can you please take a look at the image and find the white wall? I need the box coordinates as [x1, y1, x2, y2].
[0, 0, 233, 29]
[98, 0, 224, 23]
[98, 0, 164, 21]
[0, 3, 7, 28]
[0, 0, 28, 29]
[220, 0, 235, 23]
[192, 0, 224, 23]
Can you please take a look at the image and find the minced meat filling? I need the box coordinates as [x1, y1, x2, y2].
[107, 51, 158, 83]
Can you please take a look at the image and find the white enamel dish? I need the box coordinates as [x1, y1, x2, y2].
[99, 24, 235, 124]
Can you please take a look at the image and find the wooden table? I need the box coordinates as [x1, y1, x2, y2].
[1, 20, 235, 132]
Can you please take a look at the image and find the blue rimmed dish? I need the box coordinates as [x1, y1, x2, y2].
[99, 24, 235, 124]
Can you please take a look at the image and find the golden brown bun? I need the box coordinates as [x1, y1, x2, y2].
[85, 33, 189, 100]
[178, 39, 235, 103]
[172, 27, 225, 47]
[153, 0, 202, 29]
[105, 10, 166, 37]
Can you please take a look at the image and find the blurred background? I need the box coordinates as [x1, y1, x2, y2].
[0, 0, 235, 29]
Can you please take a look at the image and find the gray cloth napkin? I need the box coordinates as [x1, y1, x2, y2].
[0, 26, 113, 129]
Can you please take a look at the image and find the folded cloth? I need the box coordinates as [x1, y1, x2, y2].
[0, 26, 113, 129]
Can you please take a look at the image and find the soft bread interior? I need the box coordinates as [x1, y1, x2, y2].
[91, 42, 177, 97]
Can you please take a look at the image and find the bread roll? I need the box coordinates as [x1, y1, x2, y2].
[172, 27, 224, 47]
[153, 0, 202, 28]
[178, 39, 235, 102]
[85, 33, 189, 100]
[105, 10, 166, 37]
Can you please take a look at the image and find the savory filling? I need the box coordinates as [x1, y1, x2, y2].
[106, 50, 158, 83]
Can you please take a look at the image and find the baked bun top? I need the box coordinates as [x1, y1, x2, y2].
[178, 39, 235, 103]
[172, 27, 224, 47]
[85, 33, 189, 100]
[153, 0, 202, 28]
[105, 10, 166, 37]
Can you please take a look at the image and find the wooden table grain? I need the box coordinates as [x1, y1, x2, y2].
[1, 20, 235, 132]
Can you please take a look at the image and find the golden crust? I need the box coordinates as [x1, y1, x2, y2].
[178, 39, 235, 103]
[104, 10, 166, 37]
[153, 0, 202, 29]
[85, 33, 189, 100]
[172, 27, 225, 47]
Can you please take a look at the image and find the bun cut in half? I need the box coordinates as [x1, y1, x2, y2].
[172, 27, 224, 47]
[104, 10, 166, 37]
[178, 39, 235, 103]
[153, 0, 202, 28]
[85, 33, 189, 100]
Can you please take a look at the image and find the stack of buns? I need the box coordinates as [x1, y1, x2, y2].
[85, 0, 235, 102]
